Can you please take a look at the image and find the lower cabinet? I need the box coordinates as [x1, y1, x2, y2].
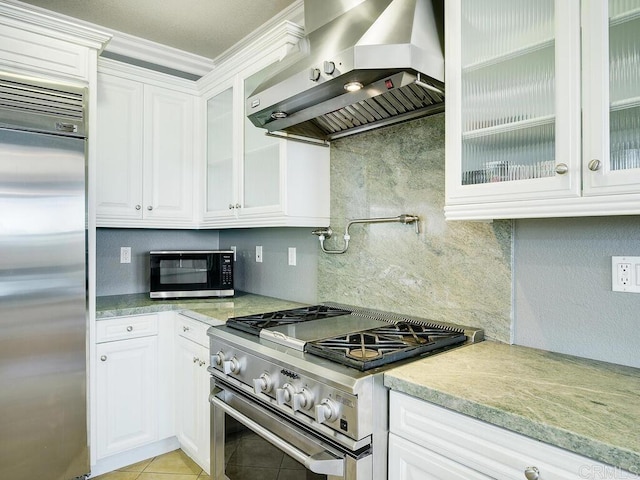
[174, 314, 212, 474]
[95, 316, 159, 459]
[389, 391, 628, 480]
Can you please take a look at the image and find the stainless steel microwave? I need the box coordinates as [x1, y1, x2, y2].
[149, 250, 234, 299]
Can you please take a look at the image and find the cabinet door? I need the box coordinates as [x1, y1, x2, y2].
[205, 83, 237, 218]
[241, 65, 282, 215]
[446, 0, 581, 206]
[143, 85, 195, 222]
[96, 73, 144, 220]
[175, 335, 210, 471]
[582, 0, 640, 195]
[95, 336, 158, 459]
[389, 433, 492, 480]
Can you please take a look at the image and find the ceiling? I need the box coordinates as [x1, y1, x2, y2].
[16, 0, 298, 60]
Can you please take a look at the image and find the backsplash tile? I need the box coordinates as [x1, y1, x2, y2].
[317, 113, 512, 342]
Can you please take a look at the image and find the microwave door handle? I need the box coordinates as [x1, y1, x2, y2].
[210, 394, 344, 476]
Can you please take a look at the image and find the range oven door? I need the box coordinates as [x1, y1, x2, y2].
[210, 380, 372, 480]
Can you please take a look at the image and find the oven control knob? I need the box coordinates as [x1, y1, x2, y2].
[292, 388, 314, 412]
[212, 351, 225, 367]
[222, 357, 241, 375]
[315, 398, 338, 423]
[275, 383, 296, 406]
[253, 373, 273, 394]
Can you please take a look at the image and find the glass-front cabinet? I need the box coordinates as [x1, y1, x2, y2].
[582, 0, 640, 195]
[445, 0, 640, 220]
[201, 36, 330, 228]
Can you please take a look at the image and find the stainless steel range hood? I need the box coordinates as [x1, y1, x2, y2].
[247, 0, 445, 144]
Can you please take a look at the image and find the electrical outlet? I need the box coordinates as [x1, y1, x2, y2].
[120, 247, 131, 264]
[256, 246, 263, 263]
[611, 256, 640, 293]
[288, 247, 297, 266]
[230, 246, 237, 261]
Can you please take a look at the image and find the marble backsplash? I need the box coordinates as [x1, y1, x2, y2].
[317, 113, 512, 342]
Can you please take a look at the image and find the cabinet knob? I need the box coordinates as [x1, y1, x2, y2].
[235, 203, 241, 209]
[147, 205, 153, 211]
[228, 204, 234, 210]
[198, 360, 206, 367]
[126, 326, 133, 332]
[100, 355, 107, 362]
[135, 205, 141, 210]
[524, 466, 540, 480]
[588, 159, 602, 171]
[555, 163, 568, 175]
[193, 356, 199, 363]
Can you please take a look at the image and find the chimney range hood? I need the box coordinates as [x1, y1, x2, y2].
[246, 0, 445, 144]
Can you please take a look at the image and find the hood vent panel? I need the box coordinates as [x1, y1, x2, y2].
[248, 0, 444, 143]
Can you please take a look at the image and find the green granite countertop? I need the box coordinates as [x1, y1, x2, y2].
[384, 341, 640, 474]
[96, 291, 305, 325]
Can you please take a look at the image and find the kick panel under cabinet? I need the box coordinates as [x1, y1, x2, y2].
[445, 0, 640, 219]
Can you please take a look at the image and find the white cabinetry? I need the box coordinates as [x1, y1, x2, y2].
[174, 314, 212, 473]
[199, 22, 330, 228]
[95, 314, 160, 459]
[96, 59, 196, 228]
[445, 0, 640, 220]
[389, 391, 630, 480]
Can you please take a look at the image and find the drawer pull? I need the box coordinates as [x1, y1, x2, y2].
[193, 357, 199, 363]
[524, 466, 540, 480]
[126, 326, 133, 332]
[183, 326, 190, 332]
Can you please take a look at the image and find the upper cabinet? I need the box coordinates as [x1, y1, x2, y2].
[96, 60, 197, 228]
[199, 24, 330, 229]
[445, 0, 640, 220]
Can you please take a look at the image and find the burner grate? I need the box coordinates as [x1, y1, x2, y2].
[305, 322, 467, 371]
[226, 305, 352, 335]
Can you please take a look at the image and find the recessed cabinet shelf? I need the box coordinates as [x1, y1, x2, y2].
[462, 38, 555, 72]
[462, 115, 555, 140]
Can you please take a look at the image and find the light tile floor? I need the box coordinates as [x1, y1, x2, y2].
[92, 449, 209, 480]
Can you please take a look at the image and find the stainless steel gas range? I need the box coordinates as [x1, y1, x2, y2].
[207, 304, 483, 480]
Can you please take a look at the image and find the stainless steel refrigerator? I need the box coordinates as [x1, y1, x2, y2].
[0, 74, 89, 479]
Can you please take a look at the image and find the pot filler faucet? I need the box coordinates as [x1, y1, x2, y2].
[311, 214, 420, 254]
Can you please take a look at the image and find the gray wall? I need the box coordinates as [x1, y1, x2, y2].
[317, 114, 513, 343]
[218, 228, 319, 304]
[96, 228, 220, 295]
[513, 216, 640, 368]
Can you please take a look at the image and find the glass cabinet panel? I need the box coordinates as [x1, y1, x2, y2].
[243, 68, 280, 209]
[460, 0, 557, 185]
[207, 87, 234, 212]
[608, 0, 640, 172]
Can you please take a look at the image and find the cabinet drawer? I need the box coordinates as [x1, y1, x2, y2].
[389, 432, 492, 480]
[175, 314, 209, 347]
[96, 314, 159, 343]
[389, 391, 618, 480]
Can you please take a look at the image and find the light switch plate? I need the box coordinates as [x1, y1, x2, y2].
[288, 247, 296, 266]
[256, 246, 263, 263]
[612, 256, 640, 293]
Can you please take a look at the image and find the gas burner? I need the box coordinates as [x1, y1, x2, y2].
[226, 305, 352, 336]
[305, 322, 468, 371]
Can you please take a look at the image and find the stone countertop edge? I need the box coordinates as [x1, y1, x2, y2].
[384, 341, 640, 474]
[95, 292, 306, 324]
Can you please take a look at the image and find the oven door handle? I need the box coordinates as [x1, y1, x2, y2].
[210, 393, 345, 476]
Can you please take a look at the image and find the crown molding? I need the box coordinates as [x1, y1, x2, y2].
[0, 0, 111, 50]
[1, 0, 304, 78]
